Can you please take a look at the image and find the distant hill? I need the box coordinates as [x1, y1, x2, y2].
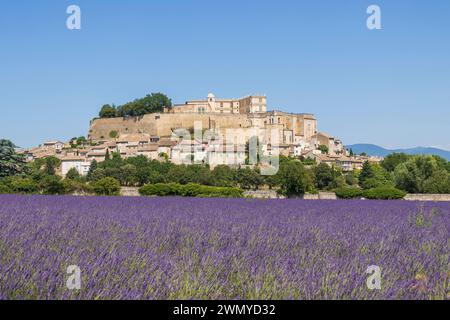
[346, 144, 450, 161]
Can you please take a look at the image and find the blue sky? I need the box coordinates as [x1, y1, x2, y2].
[1, 0, 449, 149]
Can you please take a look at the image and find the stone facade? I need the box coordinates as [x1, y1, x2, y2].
[169, 93, 267, 114]
[88, 93, 318, 149]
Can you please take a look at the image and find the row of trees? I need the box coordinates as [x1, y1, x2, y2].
[99, 92, 172, 118]
[381, 153, 450, 193]
[1, 138, 450, 197]
[0, 139, 121, 196]
[86, 154, 335, 197]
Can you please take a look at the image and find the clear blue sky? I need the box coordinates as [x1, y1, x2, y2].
[1, 0, 449, 149]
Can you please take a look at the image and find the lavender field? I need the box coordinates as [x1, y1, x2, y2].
[0, 195, 448, 300]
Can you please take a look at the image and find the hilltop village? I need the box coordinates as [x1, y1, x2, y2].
[18, 93, 382, 176]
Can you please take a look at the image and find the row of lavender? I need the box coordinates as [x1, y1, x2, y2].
[0, 195, 448, 299]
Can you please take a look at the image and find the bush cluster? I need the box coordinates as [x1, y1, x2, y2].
[335, 186, 406, 200]
[139, 183, 243, 198]
[363, 186, 406, 200]
[334, 187, 364, 199]
[91, 177, 121, 196]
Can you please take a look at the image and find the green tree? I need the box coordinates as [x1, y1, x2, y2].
[236, 167, 263, 190]
[87, 159, 97, 181]
[315, 163, 334, 190]
[381, 153, 410, 172]
[263, 173, 281, 190]
[90, 168, 106, 182]
[99, 104, 117, 118]
[114, 93, 172, 117]
[119, 164, 137, 186]
[278, 160, 309, 197]
[10, 178, 39, 194]
[0, 139, 26, 178]
[105, 149, 110, 161]
[40, 175, 66, 195]
[76, 136, 87, 146]
[359, 161, 392, 189]
[211, 165, 236, 187]
[0, 182, 11, 194]
[349, 148, 354, 157]
[65, 167, 80, 180]
[318, 145, 329, 154]
[91, 177, 121, 196]
[358, 161, 374, 189]
[344, 171, 358, 186]
[394, 155, 450, 193]
[43, 156, 61, 176]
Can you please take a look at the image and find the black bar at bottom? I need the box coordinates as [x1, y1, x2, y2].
[0, 300, 446, 319]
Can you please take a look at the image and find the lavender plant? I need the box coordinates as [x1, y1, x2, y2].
[0, 195, 448, 300]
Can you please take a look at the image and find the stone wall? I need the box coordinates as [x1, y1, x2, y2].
[89, 113, 251, 141]
[318, 192, 338, 200]
[243, 190, 284, 199]
[404, 194, 450, 202]
[301, 192, 337, 200]
[120, 187, 140, 197]
[88, 112, 314, 142]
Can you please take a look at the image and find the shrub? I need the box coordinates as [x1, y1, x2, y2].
[138, 183, 181, 197]
[194, 185, 243, 198]
[40, 175, 66, 195]
[10, 178, 39, 194]
[335, 187, 364, 199]
[139, 183, 243, 198]
[91, 177, 121, 196]
[65, 168, 81, 180]
[179, 183, 203, 197]
[109, 130, 119, 139]
[363, 186, 406, 200]
[0, 182, 11, 194]
[62, 179, 90, 195]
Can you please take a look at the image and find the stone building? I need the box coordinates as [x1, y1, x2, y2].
[88, 93, 318, 149]
[169, 93, 267, 114]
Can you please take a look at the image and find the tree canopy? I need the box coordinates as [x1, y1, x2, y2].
[394, 155, 450, 193]
[0, 139, 26, 178]
[99, 93, 172, 118]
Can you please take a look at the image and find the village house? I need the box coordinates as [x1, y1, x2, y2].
[157, 138, 177, 159]
[136, 144, 159, 160]
[60, 156, 91, 176]
[42, 141, 65, 152]
[206, 142, 246, 168]
[171, 139, 204, 164]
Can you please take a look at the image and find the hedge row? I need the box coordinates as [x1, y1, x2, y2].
[334, 187, 364, 199]
[335, 186, 406, 200]
[139, 183, 244, 198]
[363, 186, 406, 200]
[0, 177, 119, 196]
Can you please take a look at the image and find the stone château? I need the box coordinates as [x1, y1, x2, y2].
[88, 93, 320, 149]
[19, 93, 383, 177]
